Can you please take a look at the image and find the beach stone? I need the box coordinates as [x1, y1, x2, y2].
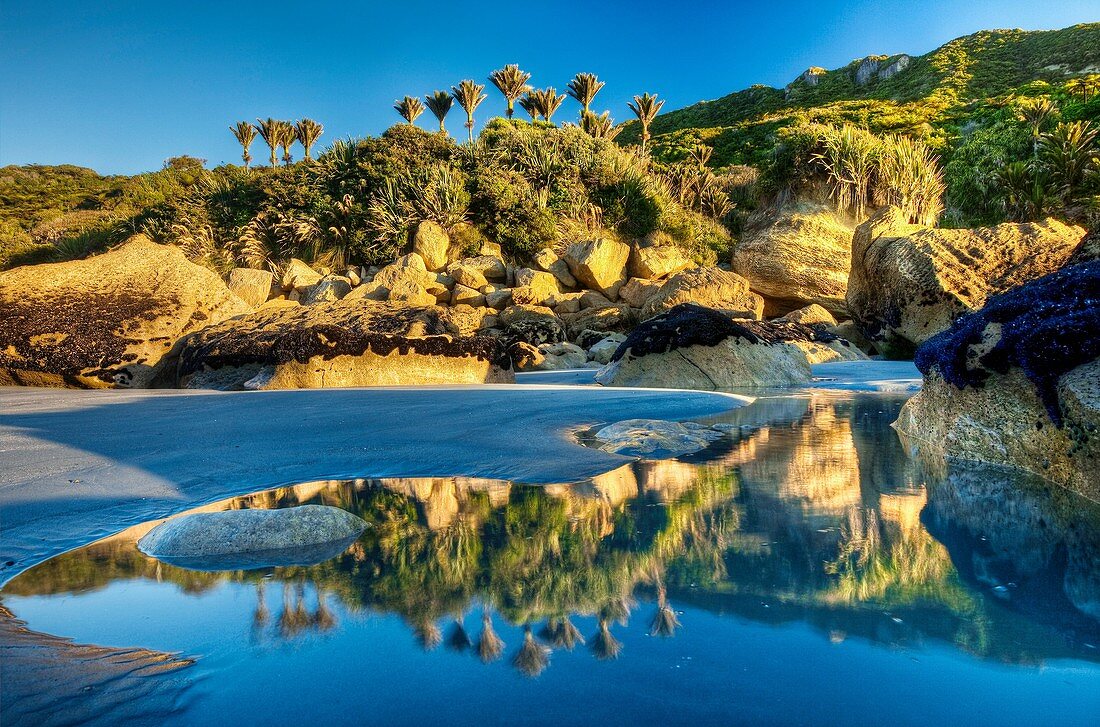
[301, 274, 352, 305]
[827, 320, 877, 355]
[485, 288, 513, 310]
[511, 268, 561, 306]
[629, 244, 693, 280]
[563, 238, 630, 298]
[894, 261, 1100, 501]
[176, 300, 514, 389]
[138, 505, 367, 568]
[595, 303, 827, 389]
[551, 292, 584, 314]
[228, 267, 277, 308]
[451, 284, 485, 307]
[776, 303, 837, 327]
[847, 205, 1086, 357]
[498, 304, 565, 346]
[281, 258, 323, 292]
[588, 333, 627, 364]
[561, 304, 633, 340]
[386, 279, 436, 306]
[448, 262, 489, 290]
[532, 248, 578, 288]
[580, 290, 614, 309]
[0, 235, 250, 388]
[439, 305, 496, 336]
[733, 203, 854, 316]
[593, 419, 723, 457]
[528, 342, 588, 371]
[412, 221, 451, 272]
[641, 267, 764, 320]
[449, 255, 506, 285]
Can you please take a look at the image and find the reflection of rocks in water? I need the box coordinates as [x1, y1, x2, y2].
[924, 463, 1100, 629]
[849, 393, 920, 494]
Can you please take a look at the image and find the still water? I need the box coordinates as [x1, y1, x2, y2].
[3, 391, 1099, 725]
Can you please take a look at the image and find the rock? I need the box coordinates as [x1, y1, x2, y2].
[449, 256, 507, 284]
[894, 261, 1100, 500]
[387, 279, 437, 306]
[528, 342, 588, 371]
[176, 300, 514, 389]
[732, 203, 854, 316]
[484, 288, 513, 310]
[451, 284, 486, 307]
[579, 290, 614, 309]
[618, 277, 662, 308]
[439, 305, 496, 336]
[480, 241, 503, 258]
[777, 303, 837, 327]
[847, 205, 1086, 356]
[561, 304, 633, 340]
[551, 292, 584, 314]
[588, 333, 627, 364]
[827, 320, 877, 355]
[138, 505, 367, 570]
[346, 267, 361, 286]
[511, 268, 561, 306]
[641, 267, 764, 320]
[301, 274, 352, 305]
[228, 268, 277, 308]
[595, 303, 828, 389]
[448, 262, 489, 290]
[412, 221, 451, 272]
[532, 248, 578, 288]
[281, 258, 323, 292]
[563, 238, 630, 298]
[628, 244, 693, 280]
[0, 236, 250, 388]
[510, 342, 544, 370]
[593, 419, 723, 458]
[498, 304, 565, 346]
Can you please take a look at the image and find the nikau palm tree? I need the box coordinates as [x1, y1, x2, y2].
[567, 72, 605, 122]
[451, 79, 488, 144]
[256, 117, 281, 168]
[394, 95, 425, 125]
[489, 64, 531, 119]
[582, 111, 620, 140]
[230, 121, 257, 169]
[275, 120, 296, 166]
[531, 87, 566, 123]
[518, 92, 540, 121]
[425, 90, 454, 134]
[295, 118, 323, 161]
[628, 93, 665, 156]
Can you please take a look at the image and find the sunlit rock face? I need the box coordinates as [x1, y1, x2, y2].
[175, 300, 514, 389]
[846, 206, 1086, 356]
[0, 235, 250, 388]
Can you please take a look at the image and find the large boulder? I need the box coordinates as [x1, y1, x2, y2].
[641, 267, 764, 319]
[894, 262, 1100, 501]
[593, 419, 723, 458]
[628, 244, 693, 281]
[412, 221, 452, 272]
[0, 236, 250, 388]
[138, 505, 367, 570]
[847, 205, 1086, 356]
[563, 238, 630, 298]
[176, 300, 514, 389]
[532, 248, 578, 288]
[732, 203, 854, 316]
[594, 303, 844, 389]
[228, 267, 277, 308]
[497, 304, 565, 346]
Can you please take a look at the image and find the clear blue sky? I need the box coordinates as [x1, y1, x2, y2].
[1, 0, 1096, 175]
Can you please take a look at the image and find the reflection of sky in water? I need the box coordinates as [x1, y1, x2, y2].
[4, 391, 1100, 725]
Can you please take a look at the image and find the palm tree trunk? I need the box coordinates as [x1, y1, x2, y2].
[506, 101, 514, 119]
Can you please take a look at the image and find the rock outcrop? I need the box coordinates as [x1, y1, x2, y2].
[847, 205, 1086, 356]
[176, 300, 514, 389]
[0, 236, 250, 388]
[732, 203, 854, 316]
[595, 303, 854, 389]
[138, 505, 367, 570]
[411, 221, 451, 272]
[641, 267, 764, 319]
[894, 261, 1100, 500]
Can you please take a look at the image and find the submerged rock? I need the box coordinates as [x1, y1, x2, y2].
[176, 300, 514, 389]
[595, 303, 838, 389]
[138, 505, 367, 570]
[593, 419, 723, 458]
[847, 205, 1085, 356]
[895, 261, 1100, 500]
[0, 236, 251, 388]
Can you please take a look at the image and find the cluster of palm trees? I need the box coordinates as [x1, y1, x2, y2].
[394, 66, 666, 152]
[229, 118, 324, 168]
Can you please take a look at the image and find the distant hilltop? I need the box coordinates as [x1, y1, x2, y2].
[619, 22, 1100, 165]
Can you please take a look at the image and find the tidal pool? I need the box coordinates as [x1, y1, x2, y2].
[3, 391, 1099, 726]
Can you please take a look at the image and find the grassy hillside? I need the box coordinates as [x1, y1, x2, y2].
[619, 23, 1100, 166]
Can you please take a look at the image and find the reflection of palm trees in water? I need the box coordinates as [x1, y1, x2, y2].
[541, 616, 585, 650]
[513, 624, 551, 677]
[446, 613, 472, 652]
[650, 584, 680, 638]
[312, 587, 337, 631]
[253, 581, 270, 628]
[591, 616, 623, 660]
[279, 582, 311, 638]
[476, 610, 505, 663]
[413, 616, 443, 651]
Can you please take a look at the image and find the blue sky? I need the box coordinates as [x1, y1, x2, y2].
[1, 0, 1097, 175]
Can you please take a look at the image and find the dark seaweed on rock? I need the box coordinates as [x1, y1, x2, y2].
[610, 303, 836, 362]
[914, 261, 1100, 425]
